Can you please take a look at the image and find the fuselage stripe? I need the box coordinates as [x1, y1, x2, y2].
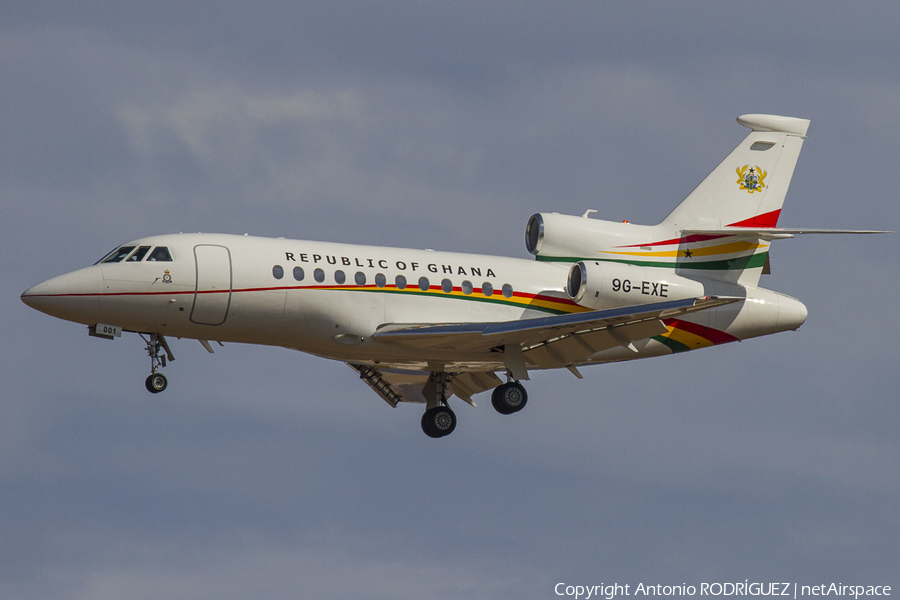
[24, 285, 589, 316]
[652, 318, 739, 354]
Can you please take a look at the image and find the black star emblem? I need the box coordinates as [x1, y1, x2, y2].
[683, 248, 693, 258]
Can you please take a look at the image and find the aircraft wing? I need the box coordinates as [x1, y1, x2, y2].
[373, 296, 740, 374]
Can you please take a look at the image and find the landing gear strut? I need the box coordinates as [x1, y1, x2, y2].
[141, 333, 174, 394]
[421, 371, 456, 438]
[491, 377, 528, 415]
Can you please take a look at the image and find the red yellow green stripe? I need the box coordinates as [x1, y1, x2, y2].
[600, 240, 766, 258]
[257, 283, 589, 315]
[653, 318, 739, 353]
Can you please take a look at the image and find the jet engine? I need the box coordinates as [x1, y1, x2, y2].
[565, 260, 708, 311]
[525, 212, 663, 261]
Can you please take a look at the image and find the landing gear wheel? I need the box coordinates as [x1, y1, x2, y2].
[145, 372, 168, 394]
[491, 382, 528, 415]
[421, 406, 457, 438]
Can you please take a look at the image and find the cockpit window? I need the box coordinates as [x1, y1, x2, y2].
[100, 246, 136, 263]
[147, 246, 172, 262]
[126, 246, 151, 262]
[94, 246, 121, 265]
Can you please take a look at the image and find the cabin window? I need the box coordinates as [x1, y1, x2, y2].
[502, 283, 513, 298]
[293, 267, 304, 281]
[101, 246, 136, 263]
[461, 280, 473, 295]
[418, 277, 430, 292]
[334, 270, 346, 284]
[482, 282, 493, 297]
[147, 246, 172, 262]
[375, 273, 386, 288]
[314, 268, 325, 283]
[355, 272, 366, 286]
[441, 279, 452, 293]
[395, 275, 407, 290]
[272, 265, 284, 279]
[126, 246, 151, 262]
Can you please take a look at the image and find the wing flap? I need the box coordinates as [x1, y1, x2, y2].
[525, 317, 669, 368]
[449, 371, 503, 405]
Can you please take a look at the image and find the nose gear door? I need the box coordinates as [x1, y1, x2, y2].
[191, 245, 232, 325]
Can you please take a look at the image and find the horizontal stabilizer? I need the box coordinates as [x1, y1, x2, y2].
[684, 226, 891, 240]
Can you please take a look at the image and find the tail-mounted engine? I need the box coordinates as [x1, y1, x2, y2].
[526, 212, 710, 310]
[526, 212, 663, 261]
[565, 260, 708, 311]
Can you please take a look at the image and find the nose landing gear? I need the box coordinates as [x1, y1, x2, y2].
[141, 333, 174, 394]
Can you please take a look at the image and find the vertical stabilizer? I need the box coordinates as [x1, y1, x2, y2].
[658, 114, 810, 285]
[527, 115, 815, 287]
[662, 114, 809, 231]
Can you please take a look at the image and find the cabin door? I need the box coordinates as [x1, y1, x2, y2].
[191, 244, 233, 325]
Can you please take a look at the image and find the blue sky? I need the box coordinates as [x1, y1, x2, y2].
[3, 3, 899, 599]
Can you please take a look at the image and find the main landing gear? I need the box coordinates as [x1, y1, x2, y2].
[491, 380, 528, 415]
[141, 333, 174, 394]
[420, 372, 456, 438]
[419, 372, 529, 438]
[421, 405, 457, 438]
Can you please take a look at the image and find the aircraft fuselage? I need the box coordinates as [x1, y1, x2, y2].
[22, 232, 807, 372]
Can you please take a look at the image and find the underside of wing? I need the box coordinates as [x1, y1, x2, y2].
[347, 363, 501, 407]
[372, 296, 740, 376]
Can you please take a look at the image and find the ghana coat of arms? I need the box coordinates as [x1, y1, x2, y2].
[736, 165, 767, 193]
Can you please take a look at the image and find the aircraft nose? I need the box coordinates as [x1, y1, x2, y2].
[21, 266, 103, 324]
[778, 294, 808, 331]
[20, 281, 49, 309]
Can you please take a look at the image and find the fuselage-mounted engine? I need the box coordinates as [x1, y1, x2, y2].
[564, 259, 707, 311]
[525, 212, 711, 311]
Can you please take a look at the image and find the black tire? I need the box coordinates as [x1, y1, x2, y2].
[491, 385, 510, 414]
[145, 373, 168, 394]
[421, 406, 456, 438]
[491, 382, 527, 415]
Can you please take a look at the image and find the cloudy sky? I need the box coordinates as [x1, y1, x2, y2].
[3, 2, 899, 599]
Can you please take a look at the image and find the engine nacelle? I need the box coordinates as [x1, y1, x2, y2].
[525, 212, 667, 260]
[566, 260, 708, 310]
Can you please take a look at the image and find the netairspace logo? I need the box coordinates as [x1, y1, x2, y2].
[553, 583, 892, 600]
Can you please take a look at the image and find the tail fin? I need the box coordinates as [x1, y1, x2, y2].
[659, 114, 809, 285]
[529, 115, 884, 288]
[662, 114, 809, 231]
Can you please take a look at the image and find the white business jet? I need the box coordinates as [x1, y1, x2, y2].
[22, 114, 886, 437]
